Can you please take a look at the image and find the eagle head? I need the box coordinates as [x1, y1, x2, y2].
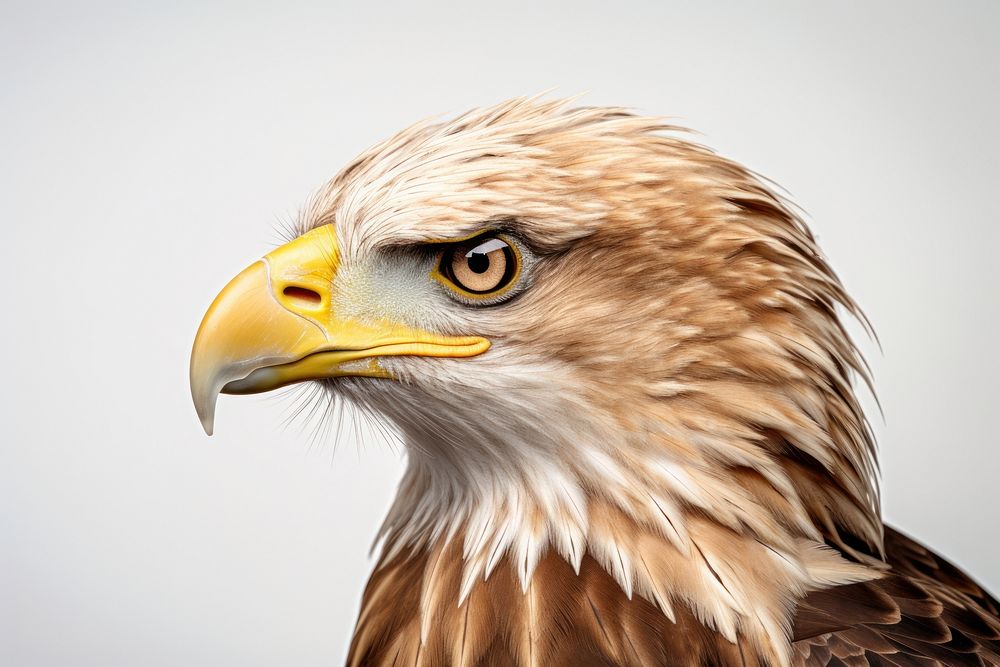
[190, 97, 881, 663]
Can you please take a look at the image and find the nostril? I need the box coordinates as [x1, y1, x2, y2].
[282, 285, 322, 305]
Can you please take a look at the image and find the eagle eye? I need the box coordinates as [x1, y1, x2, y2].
[436, 235, 521, 299]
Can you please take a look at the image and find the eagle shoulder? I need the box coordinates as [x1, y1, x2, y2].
[792, 527, 1000, 666]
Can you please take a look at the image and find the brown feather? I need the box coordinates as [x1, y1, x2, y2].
[350, 540, 771, 667]
[351, 527, 1000, 666]
[792, 527, 1000, 666]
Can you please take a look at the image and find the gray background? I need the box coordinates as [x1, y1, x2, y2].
[2, 1, 997, 665]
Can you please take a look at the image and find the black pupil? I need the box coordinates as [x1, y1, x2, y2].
[467, 251, 490, 274]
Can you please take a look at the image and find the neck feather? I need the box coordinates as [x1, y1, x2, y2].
[351, 513, 877, 667]
[355, 397, 882, 666]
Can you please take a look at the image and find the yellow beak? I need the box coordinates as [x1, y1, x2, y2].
[190, 224, 490, 435]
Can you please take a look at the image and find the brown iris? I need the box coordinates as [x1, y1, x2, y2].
[440, 236, 518, 296]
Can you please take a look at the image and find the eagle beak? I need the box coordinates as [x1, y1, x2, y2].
[190, 224, 490, 435]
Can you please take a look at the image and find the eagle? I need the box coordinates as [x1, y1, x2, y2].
[190, 98, 1000, 666]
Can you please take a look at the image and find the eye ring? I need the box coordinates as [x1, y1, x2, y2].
[432, 234, 523, 301]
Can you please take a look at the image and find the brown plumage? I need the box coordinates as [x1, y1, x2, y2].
[793, 528, 1000, 666]
[191, 97, 999, 666]
[349, 526, 1000, 666]
[349, 527, 1000, 666]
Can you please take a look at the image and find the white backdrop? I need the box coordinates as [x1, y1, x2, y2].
[2, 1, 997, 665]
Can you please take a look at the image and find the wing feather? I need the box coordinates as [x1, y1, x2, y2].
[792, 527, 1000, 666]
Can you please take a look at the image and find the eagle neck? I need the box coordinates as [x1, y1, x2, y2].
[362, 429, 881, 667]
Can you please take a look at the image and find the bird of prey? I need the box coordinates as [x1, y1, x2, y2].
[190, 98, 1000, 666]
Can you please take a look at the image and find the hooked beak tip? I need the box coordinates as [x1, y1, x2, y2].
[194, 389, 217, 436]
